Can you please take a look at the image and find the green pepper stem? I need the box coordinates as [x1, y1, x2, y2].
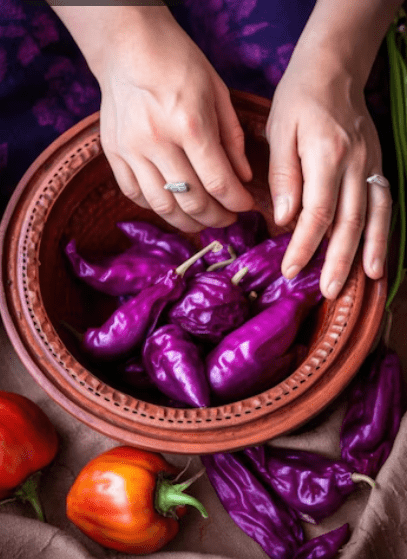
[60, 320, 83, 343]
[351, 472, 376, 489]
[12, 471, 45, 522]
[155, 468, 208, 519]
[231, 266, 249, 286]
[206, 246, 237, 271]
[175, 241, 223, 277]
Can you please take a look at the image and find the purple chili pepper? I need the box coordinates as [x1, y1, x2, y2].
[83, 241, 223, 361]
[117, 220, 200, 265]
[143, 324, 210, 408]
[340, 347, 403, 477]
[168, 267, 250, 344]
[223, 232, 292, 293]
[117, 356, 156, 390]
[293, 524, 350, 559]
[199, 210, 269, 267]
[65, 239, 177, 296]
[206, 273, 323, 402]
[243, 446, 362, 524]
[201, 452, 304, 559]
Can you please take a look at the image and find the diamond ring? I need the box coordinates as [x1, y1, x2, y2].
[164, 182, 190, 193]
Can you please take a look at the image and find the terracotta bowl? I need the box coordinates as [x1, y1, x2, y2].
[0, 90, 387, 454]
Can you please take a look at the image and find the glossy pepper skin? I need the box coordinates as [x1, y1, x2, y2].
[83, 241, 222, 361]
[244, 446, 357, 524]
[340, 347, 403, 477]
[143, 324, 211, 408]
[199, 210, 269, 267]
[117, 220, 202, 274]
[224, 232, 292, 293]
[206, 281, 322, 402]
[0, 391, 59, 520]
[168, 269, 250, 344]
[66, 446, 207, 555]
[293, 524, 350, 559]
[65, 239, 178, 296]
[201, 451, 304, 559]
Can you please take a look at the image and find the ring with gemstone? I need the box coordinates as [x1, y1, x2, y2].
[366, 174, 390, 188]
[164, 182, 190, 193]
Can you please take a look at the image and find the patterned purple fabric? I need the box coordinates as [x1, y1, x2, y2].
[0, 0, 394, 215]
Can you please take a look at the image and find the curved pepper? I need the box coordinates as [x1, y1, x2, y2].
[199, 210, 269, 267]
[0, 391, 59, 521]
[293, 524, 350, 559]
[83, 241, 222, 361]
[168, 267, 250, 344]
[66, 446, 208, 554]
[340, 346, 403, 477]
[201, 451, 304, 559]
[65, 239, 177, 296]
[243, 446, 359, 524]
[206, 281, 322, 402]
[224, 232, 292, 293]
[143, 324, 210, 407]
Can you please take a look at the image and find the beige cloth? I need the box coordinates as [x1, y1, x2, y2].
[0, 277, 406, 559]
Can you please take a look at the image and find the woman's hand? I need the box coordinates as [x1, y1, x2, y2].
[267, 46, 392, 300]
[91, 6, 254, 233]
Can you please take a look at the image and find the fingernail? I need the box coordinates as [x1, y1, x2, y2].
[326, 280, 343, 299]
[285, 264, 301, 279]
[274, 196, 289, 223]
[370, 258, 383, 276]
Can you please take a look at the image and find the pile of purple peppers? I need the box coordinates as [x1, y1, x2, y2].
[202, 344, 404, 558]
[65, 211, 327, 408]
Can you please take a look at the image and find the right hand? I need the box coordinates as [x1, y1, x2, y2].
[94, 6, 254, 232]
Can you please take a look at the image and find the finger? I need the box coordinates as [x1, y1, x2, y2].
[319, 161, 367, 299]
[181, 105, 255, 213]
[268, 119, 303, 225]
[105, 153, 151, 209]
[281, 135, 345, 279]
[363, 172, 392, 279]
[127, 156, 204, 233]
[214, 83, 253, 183]
[150, 144, 237, 228]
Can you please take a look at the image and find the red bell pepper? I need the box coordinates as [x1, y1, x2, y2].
[0, 391, 59, 521]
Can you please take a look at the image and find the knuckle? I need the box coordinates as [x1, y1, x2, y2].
[205, 177, 229, 198]
[321, 129, 350, 164]
[344, 211, 366, 233]
[149, 198, 177, 216]
[305, 205, 335, 229]
[374, 189, 393, 211]
[269, 166, 301, 189]
[180, 198, 208, 217]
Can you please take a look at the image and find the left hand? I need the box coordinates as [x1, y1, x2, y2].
[266, 48, 392, 299]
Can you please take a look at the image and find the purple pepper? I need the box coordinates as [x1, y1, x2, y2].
[143, 324, 210, 408]
[340, 347, 403, 477]
[65, 239, 177, 296]
[201, 452, 304, 559]
[117, 356, 156, 391]
[117, 220, 201, 268]
[83, 241, 223, 361]
[243, 446, 359, 524]
[206, 274, 323, 402]
[168, 267, 250, 344]
[223, 232, 292, 293]
[293, 524, 350, 559]
[199, 210, 269, 267]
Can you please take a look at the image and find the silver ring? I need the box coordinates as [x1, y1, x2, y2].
[164, 181, 190, 193]
[366, 174, 390, 188]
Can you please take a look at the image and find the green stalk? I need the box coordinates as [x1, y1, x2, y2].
[155, 469, 208, 519]
[385, 25, 407, 308]
[0, 472, 46, 522]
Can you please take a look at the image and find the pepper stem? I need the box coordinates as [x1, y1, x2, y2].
[60, 320, 83, 343]
[231, 266, 249, 286]
[175, 241, 223, 277]
[351, 472, 376, 489]
[155, 468, 208, 519]
[12, 471, 46, 522]
[206, 246, 237, 271]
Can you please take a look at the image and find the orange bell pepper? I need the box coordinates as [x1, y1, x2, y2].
[0, 390, 59, 521]
[66, 446, 208, 554]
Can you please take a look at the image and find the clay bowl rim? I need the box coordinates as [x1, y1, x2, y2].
[0, 91, 387, 454]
